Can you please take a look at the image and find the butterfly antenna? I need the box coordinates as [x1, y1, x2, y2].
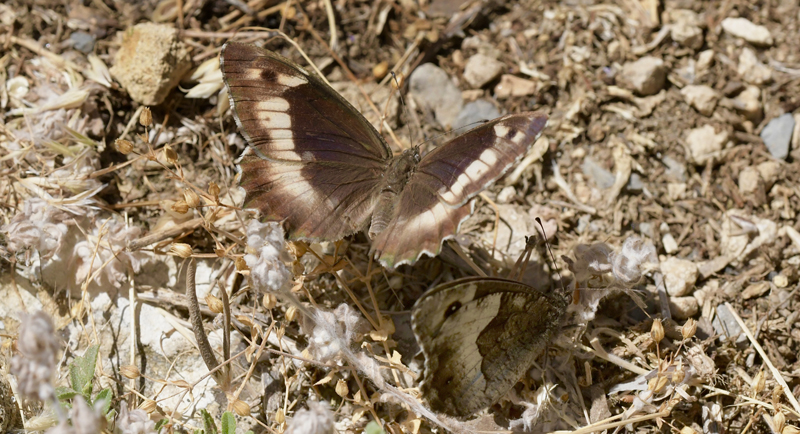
[390, 71, 417, 149]
[535, 217, 567, 294]
[508, 236, 535, 281]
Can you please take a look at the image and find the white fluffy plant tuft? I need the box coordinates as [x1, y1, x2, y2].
[242, 220, 293, 293]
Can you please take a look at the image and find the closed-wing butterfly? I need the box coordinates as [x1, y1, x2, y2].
[221, 42, 547, 268]
[411, 237, 569, 419]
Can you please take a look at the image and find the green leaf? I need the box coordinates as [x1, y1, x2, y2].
[200, 409, 217, 434]
[106, 409, 117, 425]
[364, 421, 385, 434]
[244, 431, 254, 434]
[220, 411, 236, 434]
[55, 386, 80, 401]
[154, 418, 170, 432]
[70, 345, 99, 393]
[94, 388, 112, 415]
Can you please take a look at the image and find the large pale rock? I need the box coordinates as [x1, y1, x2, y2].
[110, 23, 192, 106]
[681, 85, 719, 116]
[617, 56, 666, 96]
[662, 257, 699, 297]
[409, 63, 463, 128]
[463, 54, 505, 88]
[721, 17, 773, 46]
[686, 124, 728, 165]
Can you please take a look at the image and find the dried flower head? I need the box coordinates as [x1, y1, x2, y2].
[651, 319, 665, 344]
[243, 220, 292, 293]
[208, 181, 220, 200]
[119, 365, 141, 379]
[171, 200, 189, 214]
[183, 188, 201, 209]
[163, 145, 178, 165]
[10, 311, 60, 401]
[114, 138, 134, 155]
[116, 402, 156, 434]
[139, 107, 153, 127]
[231, 399, 251, 416]
[205, 294, 223, 314]
[681, 318, 697, 340]
[284, 401, 334, 434]
[306, 304, 368, 363]
[168, 243, 193, 258]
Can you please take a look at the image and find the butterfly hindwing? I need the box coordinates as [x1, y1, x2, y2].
[222, 42, 392, 241]
[372, 113, 547, 267]
[411, 277, 568, 418]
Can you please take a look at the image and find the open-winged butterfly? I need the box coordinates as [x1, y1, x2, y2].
[221, 42, 547, 268]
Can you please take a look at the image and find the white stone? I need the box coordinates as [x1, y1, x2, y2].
[494, 74, 537, 98]
[681, 85, 720, 116]
[697, 50, 715, 71]
[669, 296, 699, 319]
[721, 17, 773, 46]
[463, 54, 505, 88]
[617, 56, 666, 96]
[737, 166, 762, 194]
[732, 85, 762, 121]
[661, 222, 678, 254]
[671, 22, 703, 49]
[738, 48, 772, 84]
[686, 124, 728, 165]
[662, 257, 699, 297]
[756, 161, 781, 188]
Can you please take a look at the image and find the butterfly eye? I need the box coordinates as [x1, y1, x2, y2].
[444, 301, 462, 318]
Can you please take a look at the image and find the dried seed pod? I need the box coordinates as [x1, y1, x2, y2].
[163, 145, 178, 165]
[235, 257, 249, 272]
[231, 399, 251, 416]
[171, 200, 189, 214]
[275, 408, 285, 424]
[285, 305, 298, 322]
[783, 425, 800, 434]
[139, 107, 153, 127]
[208, 182, 220, 200]
[138, 399, 157, 413]
[205, 294, 223, 314]
[681, 318, 697, 340]
[774, 410, 786, 433]
[753, 370, 766, 395]
[183, 188, 201, 209]
[114, 138, 134, 155]
[119, 365, 141, 379]
[373, 61, 389, 80]
[335, 379, 349, 397]
[168, 243, 193, 258]
[263, 293, 277, 309]
[651, 318, 664, 344]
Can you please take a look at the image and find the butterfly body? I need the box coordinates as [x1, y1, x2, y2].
[222, 42, 547, 268]
[411, 276, 568, 419]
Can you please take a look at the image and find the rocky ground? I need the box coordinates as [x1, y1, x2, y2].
[1, 0, 800, 433]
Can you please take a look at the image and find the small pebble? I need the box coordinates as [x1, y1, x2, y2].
[409, 63, 464, 128]
[617, 56, 666, 96]
[452, 99, 500, 130]
[760, 113, 795, 160]
[669, 296, 699, 320]
[696, 50, 715, 72]
[661, 222, 679, 254]
[741, 281, 770, 300]
[712, 304, 748, 347]
[732, 85, 762, 121]
[668, 11, 703, 50]
[774, 274, 789, 288]
[680, 85, 719, 116]
[496, 186, 516, 203]
[69, 31, 95, 53]
[662, 257, 699, 297]
[738, 48, 772, 85]
[686, 124, 728, 165]
[463, 54, 505, 89]
[494, 74, 537, 98]
[756, 161, 780, 187]
[721, 17, 773, 46]
[737, 167, 762, 195]
[581, 157, 615, 189]
[626, 173, 643, 192]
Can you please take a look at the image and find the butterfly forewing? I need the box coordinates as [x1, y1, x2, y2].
[411, 277, 568, 419]
[372, 113, 547, 267]
[222, 42, 392, 241]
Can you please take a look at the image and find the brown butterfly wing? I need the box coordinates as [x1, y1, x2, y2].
[222, 42, 393, 241]
[411, 277, 568, 419]
[371, 112, 547, 268]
